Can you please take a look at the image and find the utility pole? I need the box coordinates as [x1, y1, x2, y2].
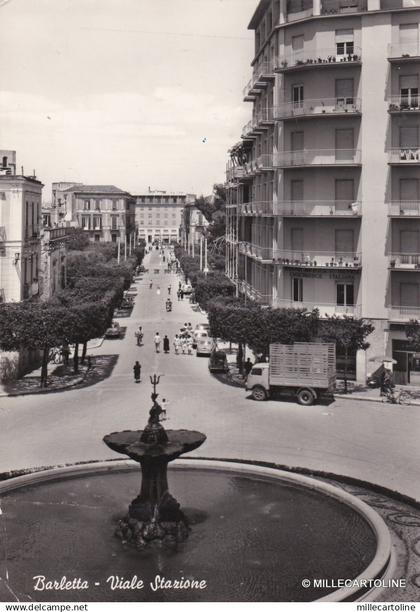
[200, 235, 203, 271]
[124, 234, 127, 260]
[117, 239, 121, 264]
[203, 237, 208, 276]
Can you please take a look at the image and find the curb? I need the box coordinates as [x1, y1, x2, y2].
[334, 393, 420, 406]
[0, 373, 87, 398]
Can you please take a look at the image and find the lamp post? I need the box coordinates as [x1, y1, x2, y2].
[203, 237, 208, 276]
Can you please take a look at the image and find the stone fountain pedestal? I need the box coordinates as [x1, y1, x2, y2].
[103, 424, 206, 548]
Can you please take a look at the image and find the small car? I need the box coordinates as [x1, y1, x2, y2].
[104, 321, 121, 338]
[208, 350, 228, 373]
[181, 283, 193, 295]
[192, 323, 210, 347]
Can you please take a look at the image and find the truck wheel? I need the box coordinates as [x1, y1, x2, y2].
[296, 389, 315, 406]
[251, 386, 267, 401]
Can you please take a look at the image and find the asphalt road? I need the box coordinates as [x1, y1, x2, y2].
[0, 249, 419, 502]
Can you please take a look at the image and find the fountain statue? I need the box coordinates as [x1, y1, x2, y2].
[103, 374, 206, 548]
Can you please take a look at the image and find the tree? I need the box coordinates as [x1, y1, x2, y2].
[0, 302, 77, 387]
[406, 319, 420, 350]
[194, 275, 235, 310]
[320, 316, 375, 393]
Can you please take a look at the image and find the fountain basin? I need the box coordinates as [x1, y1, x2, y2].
[0, 459, 391, 602]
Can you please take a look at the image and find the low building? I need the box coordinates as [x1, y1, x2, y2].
[134, 190, 195, 244]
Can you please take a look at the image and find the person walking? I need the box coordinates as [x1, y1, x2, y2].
[244, 358, 253, 378]
[156, 286, 161, 296]
[177, 289, 181, 301]
[180, 289, 184, 300]
[163, 335, 170, 354]
[173, 334, 180, 355]
[154, 332, 161, 353]
[133, 361, 141, 383]
[168, 286, 171, 295]
[135, 326, 143, 346]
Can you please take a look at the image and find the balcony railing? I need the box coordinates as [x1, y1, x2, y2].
[277, 299, 362, 317]
[273, 250, 362, 268]
[256, 154, 275, 171]
[276, 149, 362, 167]
[388, 148, 420, 164]
[240, 201, 274, 216]
[321, 0, 367, 14]
[238, 242, 274, 261]
[390, 254, 420, 269]
[277, 47, 362, 71]
[275, 97, 361, 119]
[388, 201, 420, 217]
[279, 200, 362, 216]
[388, 95, 419, 113]
[243, 60, 276, 99]
[388, 42, 420, 61]
[389, 306, 420, 322]
[226, 165, 246, 181]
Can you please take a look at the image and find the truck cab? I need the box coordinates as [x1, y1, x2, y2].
[245, 363, 269, 401]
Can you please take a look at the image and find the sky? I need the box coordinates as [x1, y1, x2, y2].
[0, 0, 257, 200]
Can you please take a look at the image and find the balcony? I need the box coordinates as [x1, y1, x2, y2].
[243, 60, 276, 101]
[238, 242, 274, 262]
[226, 164, 246, 182]
[321, 0, 367, 15]
[239, 201, 275, 216]
[277, 47, 362, 73]
[276, 149, 362, 168]
[277, 299, 362, 317]
[389, 306, 420, 323]
[388, 95, 420, 114]
[388, 201, 420, 217]
[275, 97, 361, 120]
[388, 148, 420, 164]
[256, 154, 275, 172]
[388, 43, 420, 63]
[273, 250, 362, 268]
[278, 200, 362, 217]
[389, 254, 420, 270]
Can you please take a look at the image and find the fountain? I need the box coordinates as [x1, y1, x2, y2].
[103, 374, 206, 548]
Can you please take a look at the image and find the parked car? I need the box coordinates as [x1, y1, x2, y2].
[104, 321, 121, 339]
[208, 350, 228, 373]
[196, 332, 215, 356]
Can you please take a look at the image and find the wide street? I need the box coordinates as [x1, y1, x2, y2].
[0, 248, 419, 501]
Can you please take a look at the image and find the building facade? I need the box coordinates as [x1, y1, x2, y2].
[50, 183, 136, 246]
[134, 191, 195, 244]
[0, 151, 43, 304]
[225, 0, 420, 383]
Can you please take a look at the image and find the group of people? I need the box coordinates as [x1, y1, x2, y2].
[173, 323, 194, 355]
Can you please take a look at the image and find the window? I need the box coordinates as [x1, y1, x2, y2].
[400, 126, 419, 148]
[400, 75, 418, 109]
[292, 35, 304, 62]
[112, 200, 117, 211]
[94, 200, 101, 211]
[292, 277, 303, 302]
[335, 128, 354, 160]
[251, 367, 263, 376]
[291, 180, 304, 201]
[292, 84, 304, 108]
[81, 215, 91, 229]
[335, 229, 354, 254]
[335, 79, 354, 106]
[291, 227, 304, 251]
[93, 215, 102, 230]
[400, 178, 419, 202]
[335, 179, 355, 212]
[111, 216, 118, 230]
[83, 200, 90, 211]
[400, 229, 419, 253]
[337, 284, 354, 306]
[94, 234, 100, 242]
[291, 131, 304, 151]
[399, 24, 418, 55]
[400, 282, 419, 307]
[111, 234, 117, 243]
[0, 192, 5, 200]
[335, 29, 354, 56]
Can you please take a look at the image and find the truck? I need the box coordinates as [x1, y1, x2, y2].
[245, 342, 336, 406]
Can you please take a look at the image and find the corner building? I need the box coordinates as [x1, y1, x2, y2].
[225, 0, 420, 384]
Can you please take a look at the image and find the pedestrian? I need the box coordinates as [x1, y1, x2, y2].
[154, 332, 161, 353]
[244, 358, 253, 377]
[173, 334, 180, 355]
[135, 326, 143, 346]
[149, 280, 153, 289]
[157, 286, 161, 296]
[180, 290, 184, 300]
[187, 337, 193, 355]
[177, 289, 181, 301]
[133, 361, 141, 383]
[163, 335, 170, 354]
[86, 356, 93, 372]
[187, 322, 193, 333]
[168, 286, 171, 295]
[178, 281, 182, 290]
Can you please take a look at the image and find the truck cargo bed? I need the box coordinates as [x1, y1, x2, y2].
[269, 343, 336, 389]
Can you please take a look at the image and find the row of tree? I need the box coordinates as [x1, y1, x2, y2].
[0, 231, 145, 387]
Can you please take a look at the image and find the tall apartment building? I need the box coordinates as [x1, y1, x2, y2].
[225, 0, 420, 384]
[134, 191, 195, 244]
[0, 150, 43, 303]
[50, 183, 136, 245]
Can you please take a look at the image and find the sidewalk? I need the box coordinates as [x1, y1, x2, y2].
[334, 383, 420, 406]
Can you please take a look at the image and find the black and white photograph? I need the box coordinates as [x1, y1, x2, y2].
[0, 0, 420, 608]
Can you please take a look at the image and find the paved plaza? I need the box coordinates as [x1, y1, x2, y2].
[0, 249, 419, 503]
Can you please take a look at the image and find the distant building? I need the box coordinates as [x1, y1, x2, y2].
[180, 205, 209, 254]
[39, 227, 73, 301]
[134, 190, 195, 244]
[0, 151, 43, 304]
[50, 183, 136, 246]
